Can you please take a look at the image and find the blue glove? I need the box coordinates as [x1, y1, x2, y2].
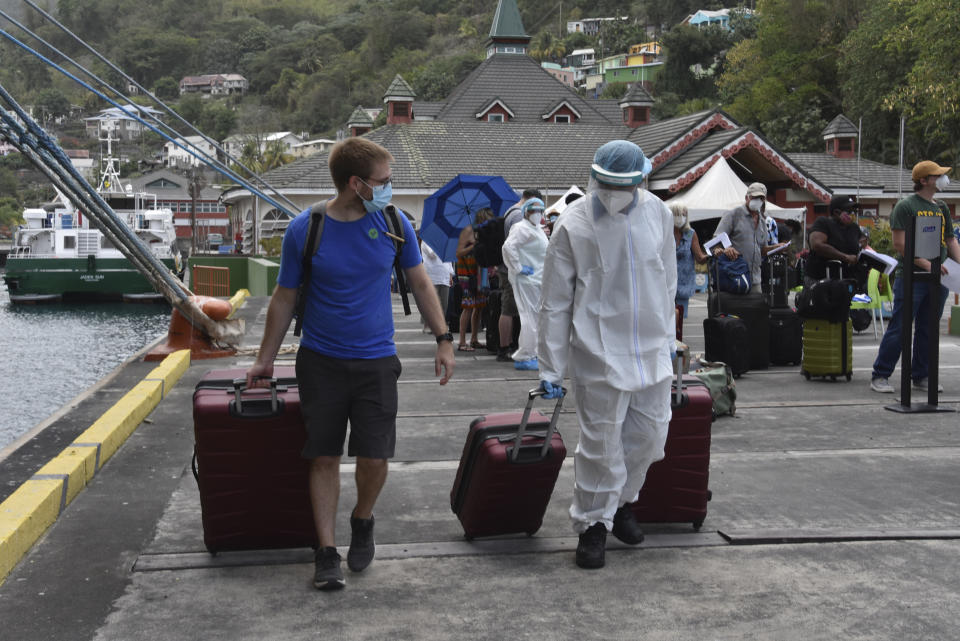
[671, 350, 677, 362]
[539, 380, 564, 399]
[520, 265, 535, 276]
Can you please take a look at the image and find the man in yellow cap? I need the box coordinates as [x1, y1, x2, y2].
[870, 161, 960, 394]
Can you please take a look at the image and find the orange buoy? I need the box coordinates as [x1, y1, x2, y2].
[144, 295, 237, 361]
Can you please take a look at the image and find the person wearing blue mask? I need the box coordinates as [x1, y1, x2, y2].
[538, 140, 677, 569]
[245, 137, 455, 591]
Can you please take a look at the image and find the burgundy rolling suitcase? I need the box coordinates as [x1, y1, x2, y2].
[450, 389, 567, 540]
[193, 367, 317, 553]
[630, 361, 714, 530]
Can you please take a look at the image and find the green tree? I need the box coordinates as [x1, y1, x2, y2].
[656, 24, 731, 102]
[599, 82, 629, 99]
[0, 196, 23, 231]
[531, 30, 565, 62]
[153, 77, 180, 101]
[718, 0, 872, 152]
[36, 88, 71, 124]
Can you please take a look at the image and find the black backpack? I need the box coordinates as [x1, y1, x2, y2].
[795, 279, 854, 324]
[472, 210, 512, 268]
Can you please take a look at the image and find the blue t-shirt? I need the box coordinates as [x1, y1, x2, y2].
[278, 205, 421, 359]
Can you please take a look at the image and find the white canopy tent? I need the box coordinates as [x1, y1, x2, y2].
[664, 157, 807, 224]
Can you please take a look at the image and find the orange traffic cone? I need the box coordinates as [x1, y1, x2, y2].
[144, 295, 237, 361]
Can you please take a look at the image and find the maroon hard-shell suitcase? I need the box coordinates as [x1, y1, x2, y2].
[450, 390, 567, 540]
[192, 367, 317, 553]
[630, 369, 714, 530]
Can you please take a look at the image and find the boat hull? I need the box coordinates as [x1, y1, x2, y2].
[2, 256, 179, 303]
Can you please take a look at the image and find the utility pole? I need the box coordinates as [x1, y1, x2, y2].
[187, 166, 207, 255]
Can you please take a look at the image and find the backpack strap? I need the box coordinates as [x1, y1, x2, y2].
[383, 204, 411, 316]
[293, 201, 327, 337]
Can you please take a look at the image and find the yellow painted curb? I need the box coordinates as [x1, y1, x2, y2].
[229, 289, 250, 318]
[0, 349, 192, 585]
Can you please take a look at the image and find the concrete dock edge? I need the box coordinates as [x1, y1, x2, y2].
[0, 349, 192, 584]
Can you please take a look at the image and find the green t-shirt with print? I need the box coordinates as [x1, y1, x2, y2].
[889, 194, 954, 278]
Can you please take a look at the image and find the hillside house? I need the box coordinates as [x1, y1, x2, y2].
[178, 74, 248, 96]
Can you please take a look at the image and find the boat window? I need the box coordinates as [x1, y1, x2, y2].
[64, 235, 76, 249]
[101, 236, 115, 250]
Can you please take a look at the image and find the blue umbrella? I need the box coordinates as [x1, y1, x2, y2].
[420, 174, 521, 262]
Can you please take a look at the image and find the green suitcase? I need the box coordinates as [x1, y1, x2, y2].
[801, 319, 852, 381]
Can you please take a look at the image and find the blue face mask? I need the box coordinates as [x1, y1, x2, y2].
[357, 177, 392, 213]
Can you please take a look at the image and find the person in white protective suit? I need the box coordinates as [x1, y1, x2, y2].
[537, 140, 677, 570]
[501, 197, 549, 370]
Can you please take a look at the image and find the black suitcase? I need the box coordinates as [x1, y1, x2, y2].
[703, 313, 750, 377]
[708, 290, 770, 370]
[769, 307, 802, 365]
[767, 254, 790, 309]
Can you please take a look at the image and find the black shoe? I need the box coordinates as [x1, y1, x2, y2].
[611, 505, 644, 545]
[576, 522, 607, 569]
[496, 348, 513, 363]
[314, 547, 345, 590]
[347, 513, 375, 572]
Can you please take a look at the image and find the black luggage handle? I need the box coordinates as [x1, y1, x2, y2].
[510, 388, 566, 462]
[229, 377, 287, 418]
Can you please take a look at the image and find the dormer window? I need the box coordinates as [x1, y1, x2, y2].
[476, 99, 515, 122]
[541, 100, 581, 124]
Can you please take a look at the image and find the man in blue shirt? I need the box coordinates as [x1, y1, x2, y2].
[246, 138, 455, 590]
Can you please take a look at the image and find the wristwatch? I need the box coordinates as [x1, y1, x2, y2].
[436, 332, 454, 345]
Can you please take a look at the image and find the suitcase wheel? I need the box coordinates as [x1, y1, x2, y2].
[692, 520, 703, 531]
[802, 370, 811, 380]
[845, 373, 852, 382]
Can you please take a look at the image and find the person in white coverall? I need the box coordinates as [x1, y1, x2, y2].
[537, 140, 677, 570]
[501, 197, 548, 370]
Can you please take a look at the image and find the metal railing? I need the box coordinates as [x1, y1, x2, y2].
[192, 265, 230, 297]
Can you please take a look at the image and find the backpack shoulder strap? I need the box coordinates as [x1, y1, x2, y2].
[383, 204, 411, 316]
[293, 201, 327, 337]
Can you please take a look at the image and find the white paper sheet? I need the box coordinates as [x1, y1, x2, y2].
[703, 232, 731, 253]
[942, 258, 960, 293]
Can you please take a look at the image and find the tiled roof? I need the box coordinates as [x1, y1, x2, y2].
[620, 83, 654, 106]
[257, 121, 632, 192]
[650, 127, 747, 180]
[413, 102, 444, 118]
[787, 153, 960, 195]
[384, 75, 416, 100]
[627, 110, 722, 157]
[821, 114, 858, 138]
[347, 106, 374, 126]
[435, 54, 619, 124]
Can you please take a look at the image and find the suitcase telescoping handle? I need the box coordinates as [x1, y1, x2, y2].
[230, 377, 281, 416]
[510, 387, 567, 462]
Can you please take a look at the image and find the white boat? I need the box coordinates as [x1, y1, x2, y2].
[3, 131, 183, 303]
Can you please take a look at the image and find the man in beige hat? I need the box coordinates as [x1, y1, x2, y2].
[870, 161, 960, 394]
[710, 182, 789, 293]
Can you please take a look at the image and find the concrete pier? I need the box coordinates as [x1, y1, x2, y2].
[1, 292, 959, 640]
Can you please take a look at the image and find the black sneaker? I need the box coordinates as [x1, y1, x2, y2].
[576, 522, 607, 569]
[347, 513, 375, 572]
[496, 348, 513, 362]
[611, 505, 644, 545]
[313, 547, 345, 590]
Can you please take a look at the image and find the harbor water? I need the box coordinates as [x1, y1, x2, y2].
[0, 281, 171, 451]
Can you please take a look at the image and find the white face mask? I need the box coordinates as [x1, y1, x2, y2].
[526, 212, 543, 226]
[936, 174, 950, 191]
[748, 198, 764, 213]
[596, 188, 635, 213]
[674, 215, 687, 228]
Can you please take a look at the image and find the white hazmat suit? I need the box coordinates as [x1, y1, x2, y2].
[501, 212, 548, 362]
[538, 187, 677, 533]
